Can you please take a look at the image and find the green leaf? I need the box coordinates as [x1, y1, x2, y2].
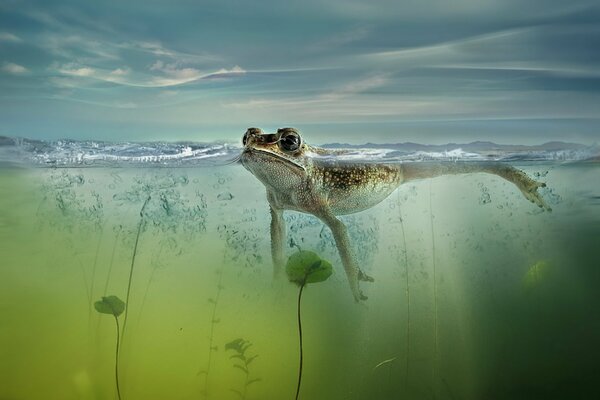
[246, 378, 261, 386]
[94, 295, 125, 317]
[233, 364, 248, 374]
[225, 338, 249, 353]
[246, 355, 258, 365]
[285, 251, 332, 285]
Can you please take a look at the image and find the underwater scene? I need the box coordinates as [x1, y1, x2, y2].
[1, 138, 599, 400]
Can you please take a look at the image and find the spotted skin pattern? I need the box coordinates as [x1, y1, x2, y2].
[241, 127, 550, 301]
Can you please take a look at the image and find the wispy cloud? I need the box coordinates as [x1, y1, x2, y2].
[53, 61, 246, 88]
[363, 25, 600, 78]
[0, 32, 22, 42]
[2, 62, 28, 74]
[229, 74, 389, 112]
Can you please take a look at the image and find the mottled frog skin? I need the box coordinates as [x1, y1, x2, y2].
[240, 127, 550, 301]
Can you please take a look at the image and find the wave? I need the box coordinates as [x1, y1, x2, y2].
[0, 136, 597, 167]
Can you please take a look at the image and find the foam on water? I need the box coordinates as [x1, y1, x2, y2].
[0, 136, 597, 167]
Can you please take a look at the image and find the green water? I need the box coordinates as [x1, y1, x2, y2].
[1, 163, 599, 400]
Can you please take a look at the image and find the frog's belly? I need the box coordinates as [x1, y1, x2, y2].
[327, 184, 399, 215]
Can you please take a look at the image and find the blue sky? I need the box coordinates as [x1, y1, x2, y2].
[1, 0, 599, 144]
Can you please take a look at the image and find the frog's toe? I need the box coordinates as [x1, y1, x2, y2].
[358, 269, 374, 282]
[526, 189, 551, 211]
[358, 289, 368, 301]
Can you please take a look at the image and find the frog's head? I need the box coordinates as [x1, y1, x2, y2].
[240, 127, 310, 189]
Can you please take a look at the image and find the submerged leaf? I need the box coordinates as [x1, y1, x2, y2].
[233, 364, 248, 374]
[246, 355, 258, 365]
[225, 338, 250, 354]
[285, 251, 333, 285]
[246, 378, 261, 386]
[94, 295, 125, 317]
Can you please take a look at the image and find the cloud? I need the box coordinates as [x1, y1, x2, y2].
[110, 67, 130, 76]
[0, 32, 22, 42]
[52, 61, 245, 88]
[149, 60, 202, 84]
[230, 74, 390, 118]
[2, 62, 28, 74]
[321, 74, 387, 100]
[362, 25, 600, 78]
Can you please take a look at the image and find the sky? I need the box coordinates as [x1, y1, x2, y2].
[1, 0, 599, 145]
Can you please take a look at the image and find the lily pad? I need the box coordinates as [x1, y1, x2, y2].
[286, 251, 332, 285]
[94, 295, 125, 317]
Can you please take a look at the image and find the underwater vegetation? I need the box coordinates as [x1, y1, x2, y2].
[429, 184, 440, 397]
[94, 295, 126, 400]
[225, 338, 261, 400]
[286, 251, 333, 400]
[198, 264, 226, 398]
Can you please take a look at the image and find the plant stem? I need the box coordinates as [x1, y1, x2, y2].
[89, 225, 104, 323]
[121, 195, 150, 342]
[201, 261, 225, 396]
[295, 281, 306, 400]
[103, 227, 121, 296]
[429, 184, 439, 398]
[114, 315, 122, 400]
[397, 194, 411, 392]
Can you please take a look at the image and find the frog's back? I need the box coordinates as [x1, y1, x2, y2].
[312, 160, 403, 215]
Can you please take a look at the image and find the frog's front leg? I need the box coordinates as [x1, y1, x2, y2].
[317, 209, 374, 301]
[269, 205, 285, 278]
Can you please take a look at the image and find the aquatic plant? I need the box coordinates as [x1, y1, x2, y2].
[198, 265, 226, 398]
[395, 192, 412, 391]
[37, 171, 106, 329]
[429, 183, 439, 397]
[112, 173, 206, 345]
[285, 251, 333, 400]
[94, 295, 125, 400]
[120, 194, 151, 344]
[225, 338, 261, 399]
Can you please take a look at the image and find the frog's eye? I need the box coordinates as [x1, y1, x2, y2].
[279, 130, 302, 152]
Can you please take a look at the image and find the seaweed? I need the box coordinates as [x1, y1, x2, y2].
[225, 338, 261, 399]
[94, 295, 125, 400]
[285, 251, 332, 400]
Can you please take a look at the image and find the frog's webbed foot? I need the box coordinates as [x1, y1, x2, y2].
[358, 269, 374, 282]
[512, 171, 552, 212]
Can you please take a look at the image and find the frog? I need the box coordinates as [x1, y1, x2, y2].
[240, 127, 550, 301]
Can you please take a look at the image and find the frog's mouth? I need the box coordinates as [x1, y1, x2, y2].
[242, 147, 306, 171]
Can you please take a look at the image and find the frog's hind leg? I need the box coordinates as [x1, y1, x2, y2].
[317, 210, 372, 301]
[498, 166, 552, 211]
[402, 162, 551, 211]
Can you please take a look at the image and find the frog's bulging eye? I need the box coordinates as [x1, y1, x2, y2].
[279, 130, 302, 152]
